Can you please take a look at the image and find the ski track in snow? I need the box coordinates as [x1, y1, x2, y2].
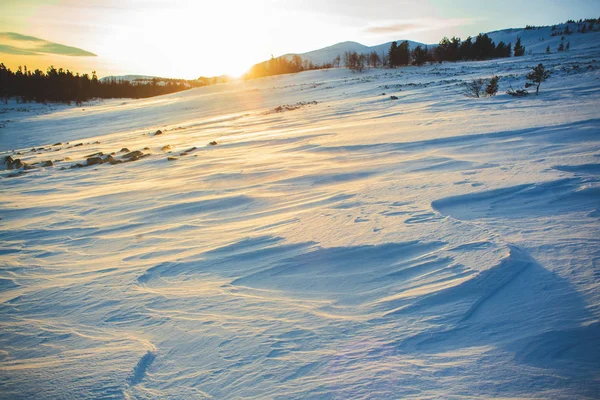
[1, 31, 600, 399]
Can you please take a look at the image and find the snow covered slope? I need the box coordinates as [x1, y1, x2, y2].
[487, 22, 600, 55]
[1, 31, 600, 399]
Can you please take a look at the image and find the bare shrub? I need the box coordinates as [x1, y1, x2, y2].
[463, 79, 485, 98]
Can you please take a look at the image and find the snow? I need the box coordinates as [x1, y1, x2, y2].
[1, 30, 600, 399]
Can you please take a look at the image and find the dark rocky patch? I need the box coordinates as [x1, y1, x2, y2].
[161, 145, 173, 151]
[180, 146, 197, 156]
[86, 157, 104, 166]
[4, 155, 15, 169]
[85, 152, 104, 158]
[390, 95, 399, 100]
[270, 101, 318, 114]
[167, 156, 178, 161]
[209, 141, 218, 146]
[4, 156, 26, 170]
[34, 160, 53, 167]
[120, 148, 130, 153]
[122, 150, 145, 161]
[74, 143, 83, 147]
[154, 129, 163, 136]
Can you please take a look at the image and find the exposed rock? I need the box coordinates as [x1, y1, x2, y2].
[270, 101, 318, 114]
[209, 141, 218, 146]
[120, 148, 130, 153]
[85, 152, 104, 158]
[13, 159, 24, 169]
[143, 147, 150, 150]
[53, 142, 63, 146]
[4, 155, 14, 169]
[64, 157, 72, 161]
[23, 163, 36, 170]
[123, 150, 144, 160]
[154, 130, 163, 136]
[161, 145, 173, 151]
[104, 155, 116, 164]
[74, 143, 83, 147]
[40, 160, 53, 167]
[86, 157, 103, 166]
[167, 156, 178, 161]
[390, 95, 399, 100]
[180, 146, 197, 156]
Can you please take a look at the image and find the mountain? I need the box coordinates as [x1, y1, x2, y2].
[281, 39, 429, 65]
[276, 20, 599, 67]
[486, 21, 600, 54]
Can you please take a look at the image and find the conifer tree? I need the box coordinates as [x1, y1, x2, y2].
[525, 63, 551, 95]
[513, 36, 525, 56]
[388, 42, 399, 67]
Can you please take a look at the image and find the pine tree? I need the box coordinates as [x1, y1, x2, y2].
[525, 63, 551, 95]
[398, 41, 410, 66]
[513, 36, 525, 56]
[485, 76, 500, 97]
[388, 42, 399, 68]
[412, 45, 427, 66]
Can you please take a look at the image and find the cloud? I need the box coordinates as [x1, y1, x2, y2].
[364, 18, 476, 35]
[0, 32, 97, 57]
[366, 23, 422, 34]
[0, 44, 40, 55]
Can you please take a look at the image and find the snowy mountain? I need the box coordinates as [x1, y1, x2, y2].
[280, 21, 600, 67]
[282, 39, 428, 65]
[486, 22, 600, 54]
[1, 21, 600, 400]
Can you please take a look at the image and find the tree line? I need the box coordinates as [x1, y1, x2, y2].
[243, 55, 334, 80]
[0, 64, 210, 104]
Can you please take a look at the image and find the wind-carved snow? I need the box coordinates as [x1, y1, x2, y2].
[1, 31, 600, 399]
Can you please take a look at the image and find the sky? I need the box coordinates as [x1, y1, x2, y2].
[1, 0, 599, 79]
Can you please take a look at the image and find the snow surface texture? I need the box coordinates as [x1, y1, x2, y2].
[1, 29, 600, 399]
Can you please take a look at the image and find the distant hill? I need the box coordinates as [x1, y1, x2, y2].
[281, 40, 428, 66]
[486, 21, 600, 55]
[274, 19, 599, 67]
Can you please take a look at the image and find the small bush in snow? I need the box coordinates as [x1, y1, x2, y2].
[463, 79, 485, 98]
[506, 86, 529, 97]
[485, 76, 500, 97]
[525, 63, 551, 95]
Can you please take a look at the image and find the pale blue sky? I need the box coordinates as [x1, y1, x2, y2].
[1, 0, 598, 78]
